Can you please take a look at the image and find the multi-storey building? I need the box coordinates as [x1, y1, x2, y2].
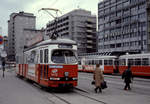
[46, 9, 97, 55]
[23, 28, 44, 47]
[8, 11, 36, 61]
[98, 0, 150, 54]
[3, 36, 8, 56]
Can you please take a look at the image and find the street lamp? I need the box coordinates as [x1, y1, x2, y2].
[140, 22, 144, 53]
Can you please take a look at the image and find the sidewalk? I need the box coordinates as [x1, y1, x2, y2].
[0, 70, 51, 104]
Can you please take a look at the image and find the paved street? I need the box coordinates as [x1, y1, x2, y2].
[0, 68, 150, 104]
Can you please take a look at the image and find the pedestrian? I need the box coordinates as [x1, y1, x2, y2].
[93, 64, 104, 93]
[2, 59, 6, 78]
[122, 63, 133, 90]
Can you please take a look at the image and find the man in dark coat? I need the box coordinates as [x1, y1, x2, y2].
[122, 64, 133, 90]
[2, 59, 6, 78]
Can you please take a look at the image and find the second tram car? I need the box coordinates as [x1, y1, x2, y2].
[79, 55, 118, 74]
[119, 53, 150, 76]
[79, 53, 150, 77]
[16, 38, 78, 88]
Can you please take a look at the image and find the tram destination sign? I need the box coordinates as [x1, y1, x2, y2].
[58, 44, 73, 49]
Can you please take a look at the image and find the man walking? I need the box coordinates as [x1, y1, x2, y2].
[122, 64, 133, 90]
[2, 59, 5, 78]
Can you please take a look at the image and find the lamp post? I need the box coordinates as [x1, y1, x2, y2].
[140, 22, 144, 53]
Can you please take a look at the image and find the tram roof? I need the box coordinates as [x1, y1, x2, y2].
[84, 55, 117, 59]
[120, 53, 150, 59]
[24, 38, 77, 52]
[36, 38, 77, 46]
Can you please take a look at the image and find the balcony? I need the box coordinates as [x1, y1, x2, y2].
[86, 24, 93, 28]
[87, 40, 93, 43]
[86, 45, 93, 48]
[86, 29, 93, 33]
[87, 35, 93, 38]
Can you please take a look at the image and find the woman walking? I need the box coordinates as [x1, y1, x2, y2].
[93, 64, 104, 93]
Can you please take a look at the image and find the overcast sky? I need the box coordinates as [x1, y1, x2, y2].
[0, 0, 100, 36]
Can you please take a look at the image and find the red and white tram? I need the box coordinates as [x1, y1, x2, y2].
[16, 38, 78, 88]
[79, 55, 118, 74]
[119, 53, 150, 76]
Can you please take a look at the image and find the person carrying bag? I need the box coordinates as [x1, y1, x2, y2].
[93, 64, 104, 93]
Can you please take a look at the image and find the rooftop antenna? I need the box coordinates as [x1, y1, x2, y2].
[38, 8, 62, 40]
[76, 0, 80, 9]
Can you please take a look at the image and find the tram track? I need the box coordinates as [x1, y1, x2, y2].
[16, 73, 107, 104]
[46, 88, 107, 104]
[32, 82, 107, 104]
[32, 83, 72, 104]
[74, 88, 107, 104]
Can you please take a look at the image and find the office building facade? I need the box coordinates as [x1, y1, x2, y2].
[98, 0, 150, 54]
[46, 9, 97, 55]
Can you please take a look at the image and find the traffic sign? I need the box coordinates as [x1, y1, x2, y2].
[0, 35, 3, 44]
[1, 51, 7, 57]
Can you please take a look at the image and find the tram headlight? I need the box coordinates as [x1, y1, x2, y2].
[64, 72, 69, 77]
[50, 78, 60, 80]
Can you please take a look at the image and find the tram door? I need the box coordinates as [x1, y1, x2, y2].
[39, 49, 49, 81]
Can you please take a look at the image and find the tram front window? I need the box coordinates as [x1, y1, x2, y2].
[51, 50, 77, 64]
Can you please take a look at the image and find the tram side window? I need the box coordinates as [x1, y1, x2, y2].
[108, 60, 113, 65]
[128, 59, 134, 66]
[92, 60, 95, 65]
[85, 60, 89, 65]
[104, 60, 113, 65]
[89, 60, 92, 65]
[27, 50, 36, 64]
[78, 60, 81, 65]
[40, 50, 43, 63]
[120, 59, 126, 65]
[135, 58, 141, 66]
[95, 60, 99, 65]
[142, 58, 149, 66]
[44, 49, 49, 63]
[104, 60, 108, 65]
[99, 60, 102, 65]
[114, 60, 119, 65]
[24, 54, 27, 64]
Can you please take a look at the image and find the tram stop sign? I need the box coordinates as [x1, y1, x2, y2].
[0, 35, 3, 44]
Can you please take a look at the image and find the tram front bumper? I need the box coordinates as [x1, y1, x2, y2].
[48, 80, 77, 88]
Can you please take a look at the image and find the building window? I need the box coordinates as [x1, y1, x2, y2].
[123, 0, 130, 7]
[111, 0, 116, 3]
[139, 3, 145, 10]
[111, 6, 116, 11]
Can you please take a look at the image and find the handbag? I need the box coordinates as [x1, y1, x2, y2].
[101, 81, 107, 89]
[91, 80, 95, 85]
